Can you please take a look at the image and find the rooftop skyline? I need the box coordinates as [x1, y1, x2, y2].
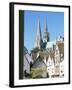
[24, 10, 64, 52]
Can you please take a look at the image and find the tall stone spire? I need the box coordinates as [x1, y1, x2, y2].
[34, 17, 43, 49]
[43, 19, 50, 43]
[44, 20, 47, 32]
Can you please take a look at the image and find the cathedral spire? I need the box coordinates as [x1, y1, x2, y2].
[44, 19, 47, 32]
[43, 19, 50, 43]
[36, 17, 42, 40]
[34, 17, 43, 49]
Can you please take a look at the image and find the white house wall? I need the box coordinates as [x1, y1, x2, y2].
[47, 56, 55, 78]
[43, 57, 46, 64]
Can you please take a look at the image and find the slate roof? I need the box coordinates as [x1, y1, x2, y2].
[32, 56, 47, 68]
[24, 46, 28, 55]
[24, 46, 33, 63]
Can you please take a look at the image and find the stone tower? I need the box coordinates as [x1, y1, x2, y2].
[43, 20, 50, 43]
[34, 17, 43, 49]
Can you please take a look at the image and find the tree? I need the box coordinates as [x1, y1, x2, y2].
[30, 67, 47, 78]
[30, 47, 40, 53]
[31, 47, 44, 54]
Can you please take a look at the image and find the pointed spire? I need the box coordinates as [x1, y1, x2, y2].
[36, 17, 42, 40]
[43, 19, 50, 43]
[34, 17, 43, 49]
[44, 19, 47, 33]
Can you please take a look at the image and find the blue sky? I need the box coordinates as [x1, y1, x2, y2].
[24, 10, 64, 53]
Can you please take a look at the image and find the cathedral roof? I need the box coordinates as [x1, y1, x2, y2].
[46, 41, 56, 49]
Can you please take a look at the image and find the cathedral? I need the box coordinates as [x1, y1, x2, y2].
[24, 18, 64, 79]
[31, 17, 64, 78]
[34, 17, 50, 49]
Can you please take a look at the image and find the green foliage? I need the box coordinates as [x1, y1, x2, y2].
[30, 67, 47, 78]
[31, 47, 44, 54]
[31, 47, 40, 53]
